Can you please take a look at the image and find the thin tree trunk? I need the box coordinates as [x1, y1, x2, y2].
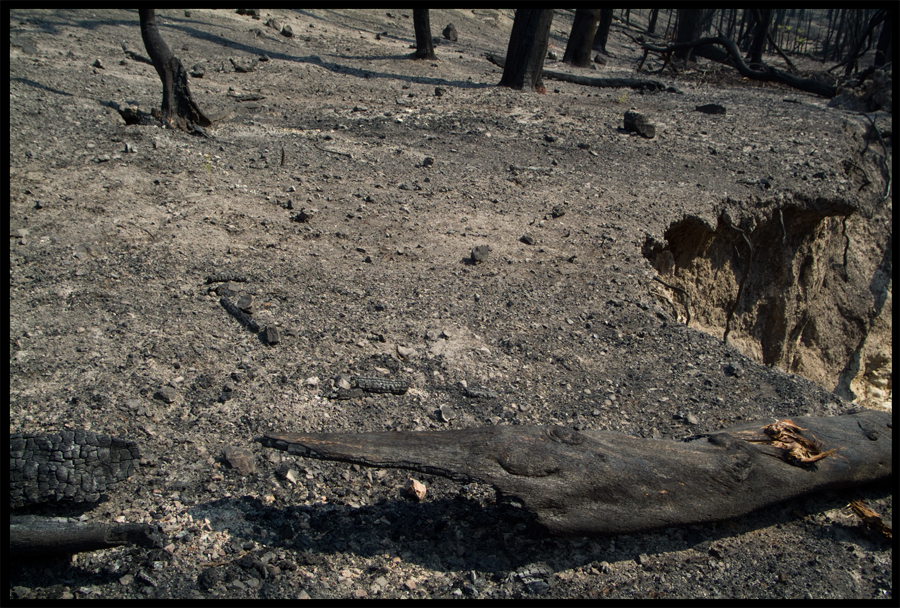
[592, 9, 613, 53]
[412, 9, 436, 60]
[874, 9, 892, 67]
[647, 9, 659, 35]
[139, 9, 211, 132]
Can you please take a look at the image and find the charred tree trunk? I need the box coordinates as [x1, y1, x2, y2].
[139, 9, 211, 132]
[564, 9, 601, 67]
[647, 9, 659, 35]
[674, 9, 708, 60]
[498, 9, 554, 92]
[874, 9, 892, 68]
[412, 9, 436, 60]
[592, 9, 614, 53]
[747, 9, 774, 67]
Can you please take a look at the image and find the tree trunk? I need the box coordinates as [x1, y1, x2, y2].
[747, 9, 774, 67]
[498, 9, 554, 92]
[674, 9, 707, 60]
[874, 9, 892, 67]
[592, 9, 613, 53]
[139, 9, 211, 132]
[564, 9, 601, 67]
[647, 9, 659, 35]
[412, 9, 436, 60]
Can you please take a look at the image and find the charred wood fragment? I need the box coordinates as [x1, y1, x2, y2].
[258, 410, 891, 536]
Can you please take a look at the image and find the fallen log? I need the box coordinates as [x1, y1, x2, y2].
[9, 515, 159, 557]
[640, 36, 836, 99]
[486, 53, 681, 93]
[258, 409, 891, 536]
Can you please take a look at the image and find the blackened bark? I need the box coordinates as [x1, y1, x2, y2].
[747, 9, 773, 67]
[498, 9, 554, 92]
[258, 410, 891, 537]
[563, 9, 601, 67]
[412, 9, 436, 60]
[139, 9, 211, 132]
[10, 516, 158, 556]
[647, 9, 659, 35]
[674, 9, 708, 60]
[874, 10, 892, 67]
[592, 9, 613, 53]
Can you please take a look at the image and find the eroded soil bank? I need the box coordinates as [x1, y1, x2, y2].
[9, 9, 892, 600]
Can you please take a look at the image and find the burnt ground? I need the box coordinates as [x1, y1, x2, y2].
[8, 9, 893, 600]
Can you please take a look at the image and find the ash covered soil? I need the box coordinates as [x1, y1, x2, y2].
[8, 9, 892, 600]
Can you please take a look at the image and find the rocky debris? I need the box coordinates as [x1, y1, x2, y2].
[281, 25, 294, 38]
[521, 234, 535, 245]
[262, 324, 280, 345]
[154, 386, 178, 404]
[623, 110, 656, 138]
[190, 63, 205, 78]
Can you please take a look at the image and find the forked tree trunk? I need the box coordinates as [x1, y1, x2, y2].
[498, 9, 554, 92]
[412, 9, 436, 60]
[139, 9, 211, 132]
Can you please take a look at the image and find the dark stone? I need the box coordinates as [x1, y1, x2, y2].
[550, 206, 565, 218]
[623, 111, 656, 139]
[222, 446, 256, 475]
[263, 325, 280, 345]
[442, 24, 458, 42]
[521, 234, 535, 245]
[281, 25, 293, 38]
[154, 386, 178, 404]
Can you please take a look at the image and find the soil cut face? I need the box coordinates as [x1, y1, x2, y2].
[9, 9, 893, 601]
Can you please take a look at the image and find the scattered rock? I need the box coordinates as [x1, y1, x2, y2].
[190, 64, 205, 78]
[521, 234, 535, 245]
[439, 404, 455, 422]
[154, 386, 178, 404]
[263, 325, 280, 345]
[266, 18, 282, 31]
[405, 478, 427, 500]
[434, 87, 446, 97]
[222, 446, 256, 475]
[470, 245, 491, 264]
[293, 208, 316, 223]
[236, 294, 253, 312]
[594, 54, 607, 65]
[623, 110, 656, 139]
[442, 24, 458, 42]
[550, 205, 565, 218]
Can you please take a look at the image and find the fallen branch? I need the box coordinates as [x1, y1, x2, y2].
[641, 36, 836, 98]
[10, 515, 158, 556]
[486, 53, 681, 93]
[258, 409, 891, 536]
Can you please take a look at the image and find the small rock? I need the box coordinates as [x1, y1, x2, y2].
[222, 446, 256, 475]
[434, 87, 446, 97]
[422, 156, 435, 167]
[119, 574, 134, 586]
[405, 478, 427, 500]
[263, 325, 280, 345]
[305, 376, 319, 387]
[236, 294, 253, 312]
[550, 205, 565, 218]
[154, 386, 178, 404]
[92, 58, 104, 69]
[190, 64, 205, 78]
[281, 25, 294, 38]
[544, 134, 558, 143]
[547, 51, 558, 61]
[335, 375, 353, 390]
[266, 18, 282, 31]
[470, 245, 491, 264]
[439, 404, 455, 422]
[686, 413, 700, 425]
[442, 24, 458, 42]
[397, 345, 415, 358]
[623, 110, 656, 139]
[293, 208, 316, 223]
[593, 54, 607, 65]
